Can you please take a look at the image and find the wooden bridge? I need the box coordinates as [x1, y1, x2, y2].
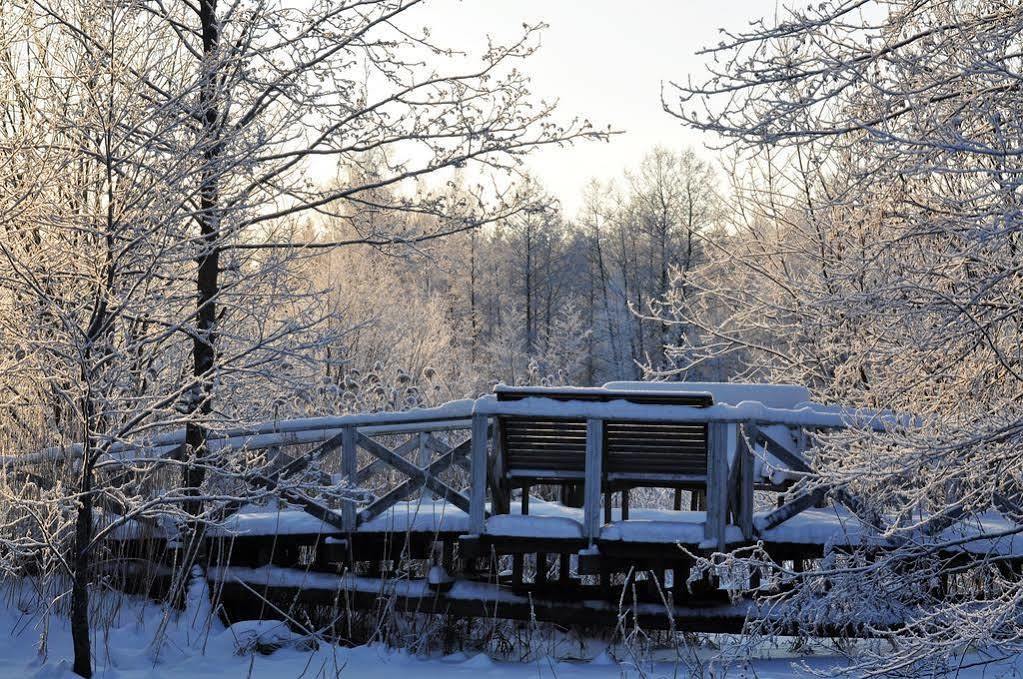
[28, 383, 1023, 636]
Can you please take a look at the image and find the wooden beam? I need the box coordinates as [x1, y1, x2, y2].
[704, 422, 729, 551]
[418, 431, 432, 500]
[738, 433, 755, 541]
[583, 418, 605, 543]
[236, 472, 348, 533]
[354, 436, 419, 485]
[756, 487, 828, 532]
[488, 418, 510, 515]
[751, 424, 811, 474]
[274, 432, 344, 480]
[469, 413, 489, 535]
[726, 426, 742, 524]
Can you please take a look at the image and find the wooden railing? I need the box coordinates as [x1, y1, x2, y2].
[11, 392, 905, 549]
[468, 395, 904, 549]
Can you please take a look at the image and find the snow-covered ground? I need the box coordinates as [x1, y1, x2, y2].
[0, 582, 1019, 678]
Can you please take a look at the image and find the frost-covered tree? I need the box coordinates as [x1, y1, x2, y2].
[0, 0, 606, 674]
[664, 1, 1023, 673]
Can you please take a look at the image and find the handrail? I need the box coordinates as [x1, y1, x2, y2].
[7, 401, 476, 468]
[474, 395, 913, 431]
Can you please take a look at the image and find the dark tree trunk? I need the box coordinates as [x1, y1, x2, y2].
[72, 130, 118, 677]
[183, 0, 221, 521]
[71, 447, 94, 678]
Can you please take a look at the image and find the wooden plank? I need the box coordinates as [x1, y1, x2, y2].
[605, 472, 707, 483]
[583, 418, 605, 542]
[704, 422, 728, 551]
[469, 413, 489, 535]
[213, 578, 773, 635]
[757, 487, 828, 531]
[507, 469, 585, 480]
[357, 432, 474, 517]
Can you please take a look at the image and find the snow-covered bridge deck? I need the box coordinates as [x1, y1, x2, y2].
[208, 498, 1023, 558]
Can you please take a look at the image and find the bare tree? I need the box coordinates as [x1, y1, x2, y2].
[1, 0, 607, 675]
[664, 1, 1023, 673]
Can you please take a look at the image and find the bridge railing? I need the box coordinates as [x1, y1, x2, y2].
[468, 396, 907, 549]
[10, 393, 909, 549]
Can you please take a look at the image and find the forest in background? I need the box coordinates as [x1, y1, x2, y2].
[295, 146, 723, 415]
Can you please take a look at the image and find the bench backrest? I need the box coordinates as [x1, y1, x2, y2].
[494, 387, 713, 485]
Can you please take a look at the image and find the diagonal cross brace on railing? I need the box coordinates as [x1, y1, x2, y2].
[354, 436, 420, 485]
[213, 436, 345, 524]
[749, 423, 812, 474]
[355, 433, 477, 518]
[357, 437, 472, 524]
[231, 468, 350, 533]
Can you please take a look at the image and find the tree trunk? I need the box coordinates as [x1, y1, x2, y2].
[183, 0, 221, 520]
[70, 449, 94, 678]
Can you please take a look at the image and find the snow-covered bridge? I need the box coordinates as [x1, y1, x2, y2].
[48, 383, 1023, 634]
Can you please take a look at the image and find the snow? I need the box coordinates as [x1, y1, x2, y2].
[0, 586, 717, 678]
[428, 565, 454, 585]
[359, 500, 470, 534]
[603, 381, 812, 409]
[203, 496, 1023, 558]
[474, 394, 907, 431]
[0, 582, 1021, 678]
[487, 514, 584, 539]
[758, 507, 868, 546]
[208, 500, 472, 537]
[486, 501, 740, 544]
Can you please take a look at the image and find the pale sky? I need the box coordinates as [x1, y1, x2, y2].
[425, 0, 776, 215]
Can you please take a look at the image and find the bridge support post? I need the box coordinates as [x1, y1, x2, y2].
[705, 422, 729, 552]
[341, 425, 358, 532]
[469, 413, 489, 535]
[583, 418, 605, 544]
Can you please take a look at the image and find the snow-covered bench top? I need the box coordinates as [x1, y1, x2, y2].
[602, 381, 812, 410]
[494, 384, 714, 406]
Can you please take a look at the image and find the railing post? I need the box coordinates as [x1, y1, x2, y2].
[738, 426, 755, 541]
[704, 422, 728, 551]
[341, 425, 358, 532]
[583, 418, 605, 544]
[469, 413, 489, 535]
[489, 417, 510, 515]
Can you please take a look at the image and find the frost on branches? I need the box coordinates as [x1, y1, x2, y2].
[659, 1, 1023, 674]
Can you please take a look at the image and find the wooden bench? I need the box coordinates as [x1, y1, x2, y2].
[492, 386, 714, 514]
